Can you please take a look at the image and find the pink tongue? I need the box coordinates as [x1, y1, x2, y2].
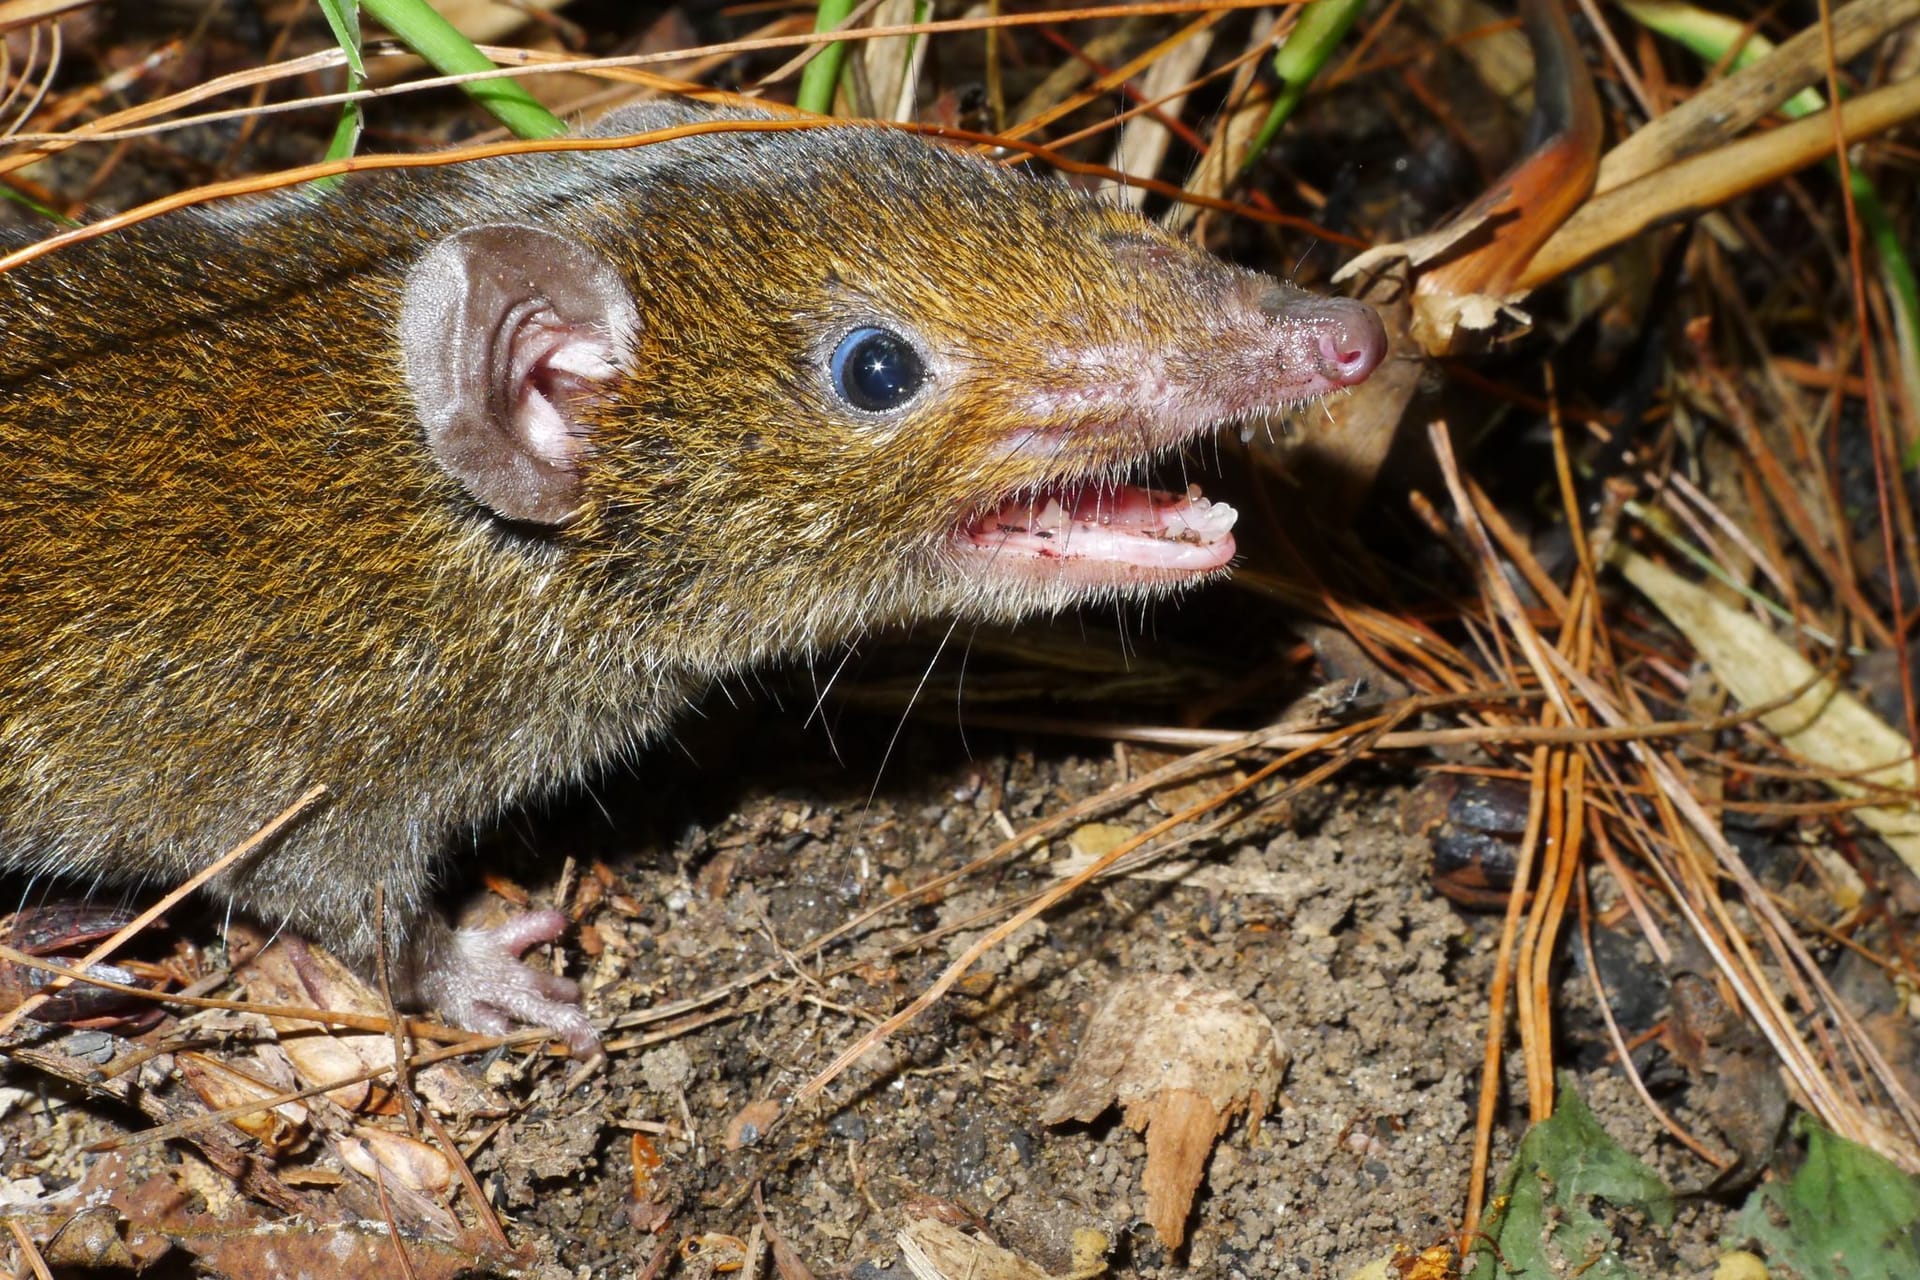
[961, 484, 1238, 572]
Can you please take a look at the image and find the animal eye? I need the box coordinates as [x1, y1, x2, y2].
[829, 327, 925, 413]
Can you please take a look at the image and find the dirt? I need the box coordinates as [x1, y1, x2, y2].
[0, 8, 1792, 1275]
[0, 618, 1744, 1277]
[515, 709, 1491, 1278]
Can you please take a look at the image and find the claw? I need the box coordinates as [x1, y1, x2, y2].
[415, 909, 599, 1054]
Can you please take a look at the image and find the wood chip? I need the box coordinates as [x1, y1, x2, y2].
[1040, 973, 1287, 1247]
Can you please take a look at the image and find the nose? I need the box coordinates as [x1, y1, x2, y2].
[1312, 298, 1388, 387]
[1257, 286, 1388, 388]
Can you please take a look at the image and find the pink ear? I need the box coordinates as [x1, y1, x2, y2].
[400, 223, 638, 525]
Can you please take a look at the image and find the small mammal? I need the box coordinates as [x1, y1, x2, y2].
[0, 104, 1384, 1050]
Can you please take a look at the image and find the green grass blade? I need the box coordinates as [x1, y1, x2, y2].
[1621, 1, 1919, 458]
[315, 0, 366, 179]
[1243, 0, 1365, 168]
[798, 0, 858, 116]
[360, 0, 565, 139]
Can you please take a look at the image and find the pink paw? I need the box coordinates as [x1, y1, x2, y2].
[416, 910, 599, 1054]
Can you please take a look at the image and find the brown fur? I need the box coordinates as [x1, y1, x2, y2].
[0, 105, 1376, 1026]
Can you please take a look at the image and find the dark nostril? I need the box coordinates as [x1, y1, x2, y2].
[1246, 280, 1388, 387]
[1314, 299, 1388, 387]
[1252, 286, 1388, 383]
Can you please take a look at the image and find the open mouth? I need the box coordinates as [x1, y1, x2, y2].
[950, 480, 1238, 588]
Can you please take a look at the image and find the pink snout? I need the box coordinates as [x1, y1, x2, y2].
[1307, 297, 1388, 387]
[1253, 284, 1388, 388]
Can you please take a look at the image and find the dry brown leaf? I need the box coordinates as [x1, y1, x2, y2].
[82, 1155, 517, 1277]
[1618, 550, 1920, 880]
[862, 0, 932, 123]
[1410, 291, 1533, 351]
[1109, 27, 1212, 210]
[1333, 221, 1485, 283]
[899, 1216, 1050, 1280]
[239, 936, 508, 1119]
[428, 0, 570, 45]
[0, 0, 94, 31]
[725, 1097, 782, 1150]
[764, 1210, 819, 1280]
[335, 1124, 454, 1195]
[174, 1052, 310, 1157]
[1066, 822, 1135, 860]
[1039, 973, 1287, 1247]
[239, 937, 395, 1112]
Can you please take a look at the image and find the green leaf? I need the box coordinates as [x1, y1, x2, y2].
[0, 186, 76, 224]
[315, 0, 366, 178]
[316, 0, 368, 81]
[797, 0, 857, 117]
[1731, 1114, 1920, 1280]
[1617, 0, 1919, 492]
[1615, 2, 1825, 118]
[1242, 0, 1365, 169]
[361, 0, 565, 139]
[1468, 1075, 1674, 1280]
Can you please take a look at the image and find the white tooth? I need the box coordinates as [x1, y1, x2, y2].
[1035, 498, 1070, 532]
[1187, 483, 1204, 502]
[1166, 500, 1238, 540]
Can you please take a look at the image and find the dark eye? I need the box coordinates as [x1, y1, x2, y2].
[830, 326, 925, 412]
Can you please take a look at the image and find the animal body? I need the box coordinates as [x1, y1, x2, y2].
[0, 104, 1385, 1049]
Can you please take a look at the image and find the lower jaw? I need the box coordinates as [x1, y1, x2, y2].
[944, 538, 1238, 594]
[944, 482, 1239, 593]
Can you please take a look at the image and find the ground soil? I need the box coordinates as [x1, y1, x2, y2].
[0, 6, 1819, 1272]
[485, 675, 1739, 1280]
[1, 610, 1747, 1278]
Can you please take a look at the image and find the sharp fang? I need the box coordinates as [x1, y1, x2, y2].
[1165, 495, 1237, 543]
[1037, 498, 1073, 533]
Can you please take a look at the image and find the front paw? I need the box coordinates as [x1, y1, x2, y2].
[414, 910, 598, 1054]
